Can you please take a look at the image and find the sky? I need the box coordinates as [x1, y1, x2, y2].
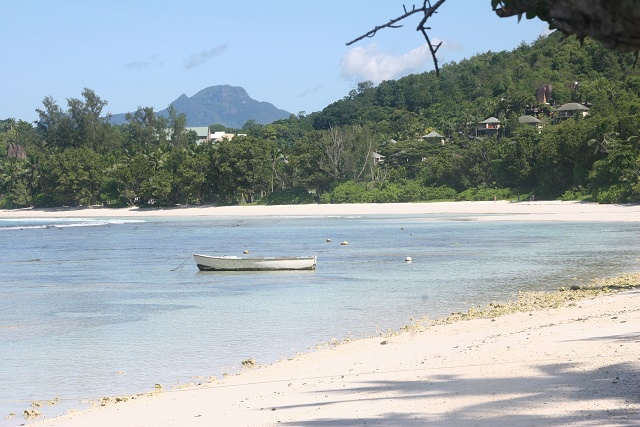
[2, 1, 550, 124]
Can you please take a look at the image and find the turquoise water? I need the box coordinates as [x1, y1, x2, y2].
[1, 213, 639, 425]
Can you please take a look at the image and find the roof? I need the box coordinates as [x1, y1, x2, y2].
[372, 152, 385, 159]
[480, 117, 500, 124]
[557, 102, 590, 111]
[422, 131, 444, 138]
[518, 115, 542, 124]
[185, 127, 210, 138]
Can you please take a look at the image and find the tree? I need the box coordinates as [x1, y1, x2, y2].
[124, 107, 168, 150]
[493, 0, 640, 54]
[212, 136, 275, 204]
[349, 1, 640, 77]
[167, 106, 190, 147]
[36, 96, 72, 148]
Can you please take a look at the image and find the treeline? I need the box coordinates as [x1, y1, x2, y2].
[1, 31, 640, 209]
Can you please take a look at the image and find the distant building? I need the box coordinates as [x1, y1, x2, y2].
[555, 103, 590, 123]
[518, 115, 543, 131]
[185, 126, 211, 142]
[372, 152, 385, 165]
[421, 130, 445, 144]
[476, 117, 501, 136]
[210, 131, 239, 142]
[183, 127, 246, 144]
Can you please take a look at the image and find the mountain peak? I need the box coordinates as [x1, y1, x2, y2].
[109, 85, 290, 128]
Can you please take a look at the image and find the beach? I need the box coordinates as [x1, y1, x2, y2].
[27, 287, 640, 426]
[1, 200, 640, 222]
[6, 201, 640, 426]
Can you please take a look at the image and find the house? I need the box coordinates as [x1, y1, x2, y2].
[372, 152, 385, 165]
[518, 115, 543, 131]
[421, 130, 445, 145]
[185, 126, 211, 142]
[210, 131, 240, 142]
[554, 103, 590, 122]
[476, 117, 501, 136]
[182, 128, 245, 143]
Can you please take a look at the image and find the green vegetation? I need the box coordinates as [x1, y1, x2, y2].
[1, 32, 640, 209]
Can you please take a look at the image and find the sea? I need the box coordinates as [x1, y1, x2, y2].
[1, 212, 639, 425]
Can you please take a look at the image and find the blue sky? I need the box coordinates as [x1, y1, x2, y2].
[2, 1, 549, 124]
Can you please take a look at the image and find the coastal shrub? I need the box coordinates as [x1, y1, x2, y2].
[263, 187, 315, 205]
[421, 186, 458, 201]
[593, 184, 630, 204]
[325, 181, 373, 204]
[456, 187, 513, 201]
[371, 184, 401, 203]
[560, 186, 591, 201]
[322, 181, 459, 204]
[0, 197, 13, 209]
[397, 180, 424, 202]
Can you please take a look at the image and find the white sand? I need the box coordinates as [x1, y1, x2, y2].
[1, 200, 640, 222]
[13, 201, 640, 426]
[29, 290, 640, 427]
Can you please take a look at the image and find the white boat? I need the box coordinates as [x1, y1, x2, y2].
[193, 254, 317, 271]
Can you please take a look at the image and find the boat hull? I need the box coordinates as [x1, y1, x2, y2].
[193, 254, 317, 271]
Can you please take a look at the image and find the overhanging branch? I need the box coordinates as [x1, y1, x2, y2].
[346, 0, 448, 76]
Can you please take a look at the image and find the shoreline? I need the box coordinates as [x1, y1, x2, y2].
[1, 200, 640, 222]
[12, 201, 640, 426]
[28, 275, 640, 426]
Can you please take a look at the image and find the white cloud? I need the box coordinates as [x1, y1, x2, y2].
[340, 43, 431, 83]
[184, 44, 228, 69]
[297, 84, 323, 98]
[125, 54, 162, 70]
[340, 40, 463, 83]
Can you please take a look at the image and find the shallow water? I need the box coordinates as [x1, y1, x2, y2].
[1, 214, 639, 425]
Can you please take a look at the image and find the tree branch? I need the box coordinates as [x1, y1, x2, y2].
[346, 0, 448, 76]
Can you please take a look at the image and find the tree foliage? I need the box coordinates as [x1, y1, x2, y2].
[2, 31, 640, 208]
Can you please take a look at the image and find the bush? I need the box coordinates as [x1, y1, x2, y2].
[421, 186, 458, 201]
[325, 181, 373, 204]
[456, 188, 513, 201]
[560, 187, 591, 201]
[593, 184, 630, 204]
[263, 187, 316, 205]
[371, 184, 401, 203]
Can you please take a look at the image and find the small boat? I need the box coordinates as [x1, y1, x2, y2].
[193, 254, 317, 271]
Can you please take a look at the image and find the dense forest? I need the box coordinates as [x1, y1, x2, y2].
[1, 31, 640, 209]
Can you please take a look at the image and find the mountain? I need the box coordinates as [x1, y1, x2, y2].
[109, 85, 291, 128]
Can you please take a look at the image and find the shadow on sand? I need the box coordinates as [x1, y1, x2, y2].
[277, 333, 640, 426]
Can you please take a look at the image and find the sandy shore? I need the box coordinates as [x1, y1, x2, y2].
[13, 201, 640, 426]
[1, 200, 640, 222]
[28, 287, 640, 427]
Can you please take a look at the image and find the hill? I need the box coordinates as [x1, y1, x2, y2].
[110, 85, 291, 128]
[4, 32, 640, 209]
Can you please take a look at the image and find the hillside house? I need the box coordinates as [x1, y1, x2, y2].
[476, 117, 501, 136]
[421, 130, 445, 144]
[372, 152, 385, 164]
[518, 115, 543, 131]
[554, 103, 590, 123]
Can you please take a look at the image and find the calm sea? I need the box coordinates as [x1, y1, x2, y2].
[1, 212, 639, 425]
